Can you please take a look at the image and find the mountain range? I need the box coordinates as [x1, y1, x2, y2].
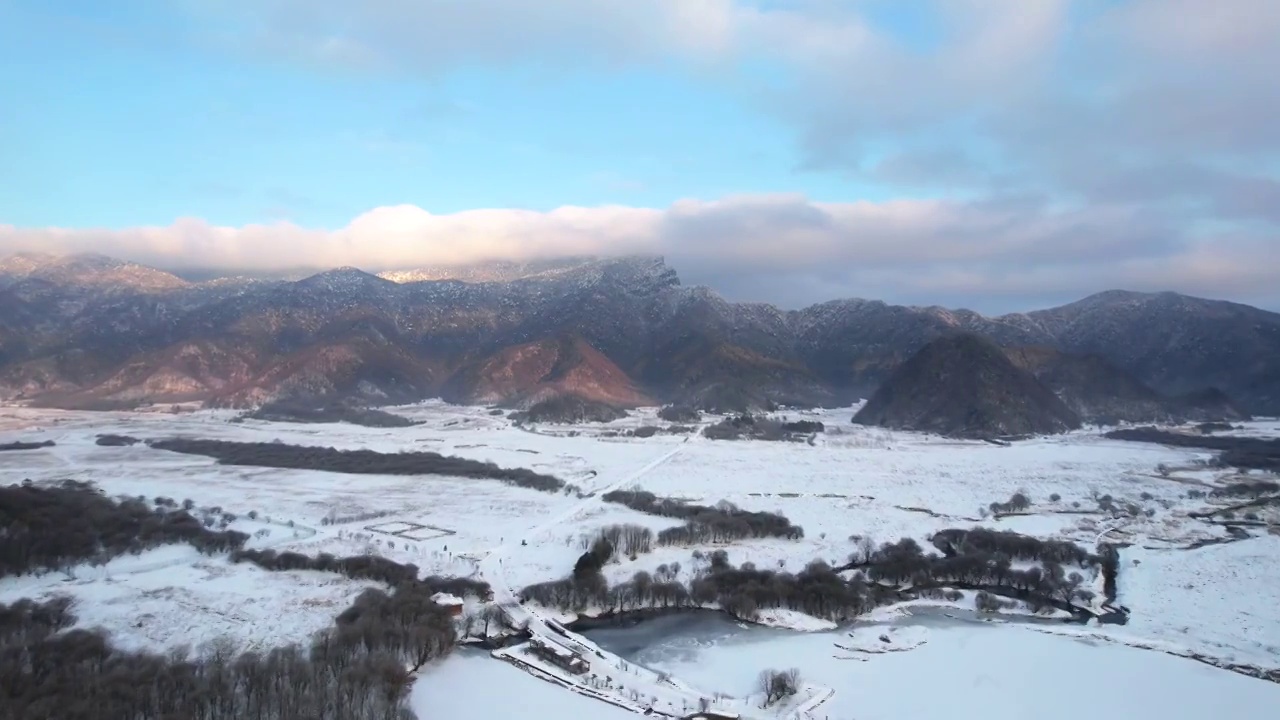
[0, 251, 1276, 418]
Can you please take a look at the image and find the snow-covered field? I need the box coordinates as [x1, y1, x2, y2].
[2, 403, 1278, 718]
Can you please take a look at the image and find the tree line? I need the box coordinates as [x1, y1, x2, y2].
[230, 547, 492, 600]
[522, 527, 1107, 624]
[601, 490, 804, 546]
[521, 548, 891, 623]
[1106, 427, 1280, 471]
[240, 399, 419, 428]
[701, 414, 821, 442]
[149, 437, 568, 493]
[0, 480, 248, 579]
[1211, 480, 1280, 498]
[846, 532, 1101, 616]
[0, 440, 55, 452]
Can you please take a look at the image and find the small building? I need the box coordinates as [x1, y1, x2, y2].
[431, 592, 465, 617]
[683, 712, 740, 720]
[527, 638, 589, 675]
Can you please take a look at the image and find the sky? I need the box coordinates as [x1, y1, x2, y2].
[0, 0, 1277, 312]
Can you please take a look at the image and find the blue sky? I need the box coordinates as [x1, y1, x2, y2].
[1, 0, 882, 228]
[1, 0, 1277, 311]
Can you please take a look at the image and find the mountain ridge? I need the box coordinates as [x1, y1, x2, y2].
[1, 252, 1276, 416]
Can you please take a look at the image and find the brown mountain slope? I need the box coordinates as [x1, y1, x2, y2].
[441, 335, 651, 409]
[854, 334, 1082, 438]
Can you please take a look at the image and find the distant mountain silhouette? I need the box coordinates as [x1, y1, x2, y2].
[1003, 346, 1248, 424]
[853, 334, 1083, 438]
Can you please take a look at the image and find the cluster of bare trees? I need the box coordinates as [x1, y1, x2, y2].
[231, 548, 492, 599]
[0, 541, 498, 719]
[525, 523, 1113, 625]
[848, 532, 1103, 615]
[0, 595, 423, 720]
[0, 480, 248, 579]
[601, 490, 804, 546]
[1211, 480, 1280, 498]
[150, 437, 566, 492]
[232, 548, 417, 585]
[510, 396, 626, 424]
[702, 414, 815, 442]
[929, 527, 1096, 567]
[241, 399, 417, 428]
[522, 549, 887, 623]
[688, 557, 880, 622]
[657, 405, 700, 423]
[985, 491, 1032, 515]
[329, 586, 457, 672]
[579, 524, 654, 560]
[758, 668, 801, 707]
[93, 434, 139, 446]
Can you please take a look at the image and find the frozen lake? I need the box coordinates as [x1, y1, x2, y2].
[585, 611, 1280, 720]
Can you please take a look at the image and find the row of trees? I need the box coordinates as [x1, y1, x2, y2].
[523, 550, 893, 623]
[0, 480, 248, 579]
[0, 440, 55, 452]
[241, 399, 418, 428]
[851, 534, 1100, 613]
[525, 528, 1107, 623]
[929, 527, 1097, 567]
[1106, 428, 1280, 471]
[94, 434, 140, 446]
[1211, 480, 1280, 498]
[702, 414, 816, 442]
[149, 438, 568, 493]
[601, 490, 804, 546]
[231, 548, 493, 600]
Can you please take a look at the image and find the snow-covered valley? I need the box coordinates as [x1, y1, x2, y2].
[2, 402, 1279, 719]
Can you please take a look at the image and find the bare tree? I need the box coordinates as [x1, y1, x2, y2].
[758, 667, 801, 706]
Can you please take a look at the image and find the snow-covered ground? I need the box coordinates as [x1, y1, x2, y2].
[2, 403, 1278, 718]
[0, 551, 378, 653]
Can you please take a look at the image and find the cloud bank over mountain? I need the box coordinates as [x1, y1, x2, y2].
[3, 193, 1274, 312]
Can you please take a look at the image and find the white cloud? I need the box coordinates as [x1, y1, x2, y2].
[3, 195, 1276, 312]
[11, 2, 1275, 313]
